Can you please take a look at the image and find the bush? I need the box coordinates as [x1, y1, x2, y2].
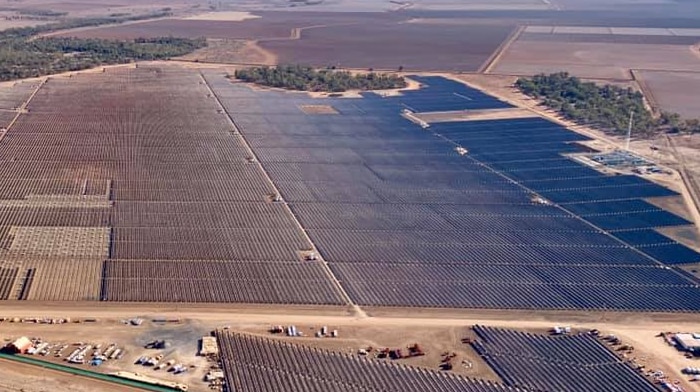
[516, 72, 700, 136]
[233, 65, 406, 92]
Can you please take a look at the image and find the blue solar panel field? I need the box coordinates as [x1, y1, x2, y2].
[204, 72, 700, 312]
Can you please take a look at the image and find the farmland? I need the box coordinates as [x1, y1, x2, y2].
[491, 40, 700, 80]
[57, 11, 515, 72]
[57, 11, 405, 40]
[636, 71, 700, 118]
[258, 22, 515, 72]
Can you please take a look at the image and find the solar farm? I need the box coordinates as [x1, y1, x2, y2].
[471, 326, 658, 392]
[0, 65, 697, 313]
[215, 329, 518, 392]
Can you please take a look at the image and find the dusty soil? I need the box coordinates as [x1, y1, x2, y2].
[1, 305, 700, 391]
[259, 22, 515, 72]
[636, 70, 700, 118]
[0, 357, 141, 392]
[491, 40, 700, 80]
[183, 11, 260, 22]
[414, 107, 537, 123]
[176, 39, 277, 65]
[0, 319, 214, 392]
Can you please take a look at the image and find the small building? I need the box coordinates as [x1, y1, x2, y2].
[674, 333, 700, 354]
[3, 336, 32, 354]
[199, 336, 218, 356]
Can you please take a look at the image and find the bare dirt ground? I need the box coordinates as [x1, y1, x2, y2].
[183, 11, 260, 22]
[0, 357, 141, 392]
[414, 107, 537, 123]
[635, 70, 700, 118]
[491, 40, 700, 80]
[2, 304, 700, 391]
[176, 39, 277, 65]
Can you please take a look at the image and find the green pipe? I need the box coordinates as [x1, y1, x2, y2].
[0, 353, 179, 391]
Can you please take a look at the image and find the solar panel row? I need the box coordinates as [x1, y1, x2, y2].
[472, 326, 657, 392]
[204, 70, 700, 311]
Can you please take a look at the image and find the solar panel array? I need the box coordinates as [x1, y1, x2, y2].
[0, 67, 345, 304]
[205, 72, 700, 312]
[215, 330, 521, 392]
[1, 66, 698, 311]
[471, 326, 657, 392]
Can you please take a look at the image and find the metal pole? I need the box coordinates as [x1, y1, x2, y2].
[626, 110, 634, 151]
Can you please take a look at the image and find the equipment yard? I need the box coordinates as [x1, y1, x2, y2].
[2, 308, 700, 391]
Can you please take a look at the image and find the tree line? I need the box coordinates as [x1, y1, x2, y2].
[233, 64, 407, 92]
[0, 12, 206, 81]
[515, 72, 700, 136]
[0, 36, 206, 81]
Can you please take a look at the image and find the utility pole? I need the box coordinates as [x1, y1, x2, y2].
[625, 110, 634, 151]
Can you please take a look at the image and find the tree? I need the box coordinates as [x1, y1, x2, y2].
[513, 72, 700, 137]
[232, 65, 407, 93]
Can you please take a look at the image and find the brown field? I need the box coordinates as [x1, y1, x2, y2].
[636, 70, 700, 118]
[491, 40, 700, 79]
[176, 39, 276, 65]
[55, 11, 514, 71]
[56, 11, 404, 40]
[259, 22, 515, 71]
[518, 31, 700, 45]
[0, 0, 202, 18]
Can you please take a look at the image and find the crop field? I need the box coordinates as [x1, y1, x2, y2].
[258, 23, 515, 72]
[491, 39, 700, 79]
[59, 11, 514, 71]
[471, 326, 658, 392]
[215, 329, 517, 392]
[204, 73, 700, 312]
[58, 11, 403, 40]
[637, 70, 700, 118]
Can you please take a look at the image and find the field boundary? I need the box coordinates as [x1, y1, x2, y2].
[666, 135, 700, 238]
[479, 25, 525, 74]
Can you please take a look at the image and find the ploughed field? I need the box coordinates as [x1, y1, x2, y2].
[491, 24, 700, 84]
[56, 11, 515, 72]
[257, 23, 514, 72]
[0, 66, 699, 312]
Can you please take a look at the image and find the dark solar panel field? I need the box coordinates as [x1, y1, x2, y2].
[215, 330, 520, 392]
[205, 72, 700, 312]
[472, 326, 658, 392]
[1, 67, 698, 312]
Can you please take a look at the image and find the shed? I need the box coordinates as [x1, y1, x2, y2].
[674, 333, 700, 353]
[4, 336, 32, 354]
[199, 336, 218, 356]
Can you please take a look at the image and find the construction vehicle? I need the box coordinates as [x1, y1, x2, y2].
[407, 343, 425, 357]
